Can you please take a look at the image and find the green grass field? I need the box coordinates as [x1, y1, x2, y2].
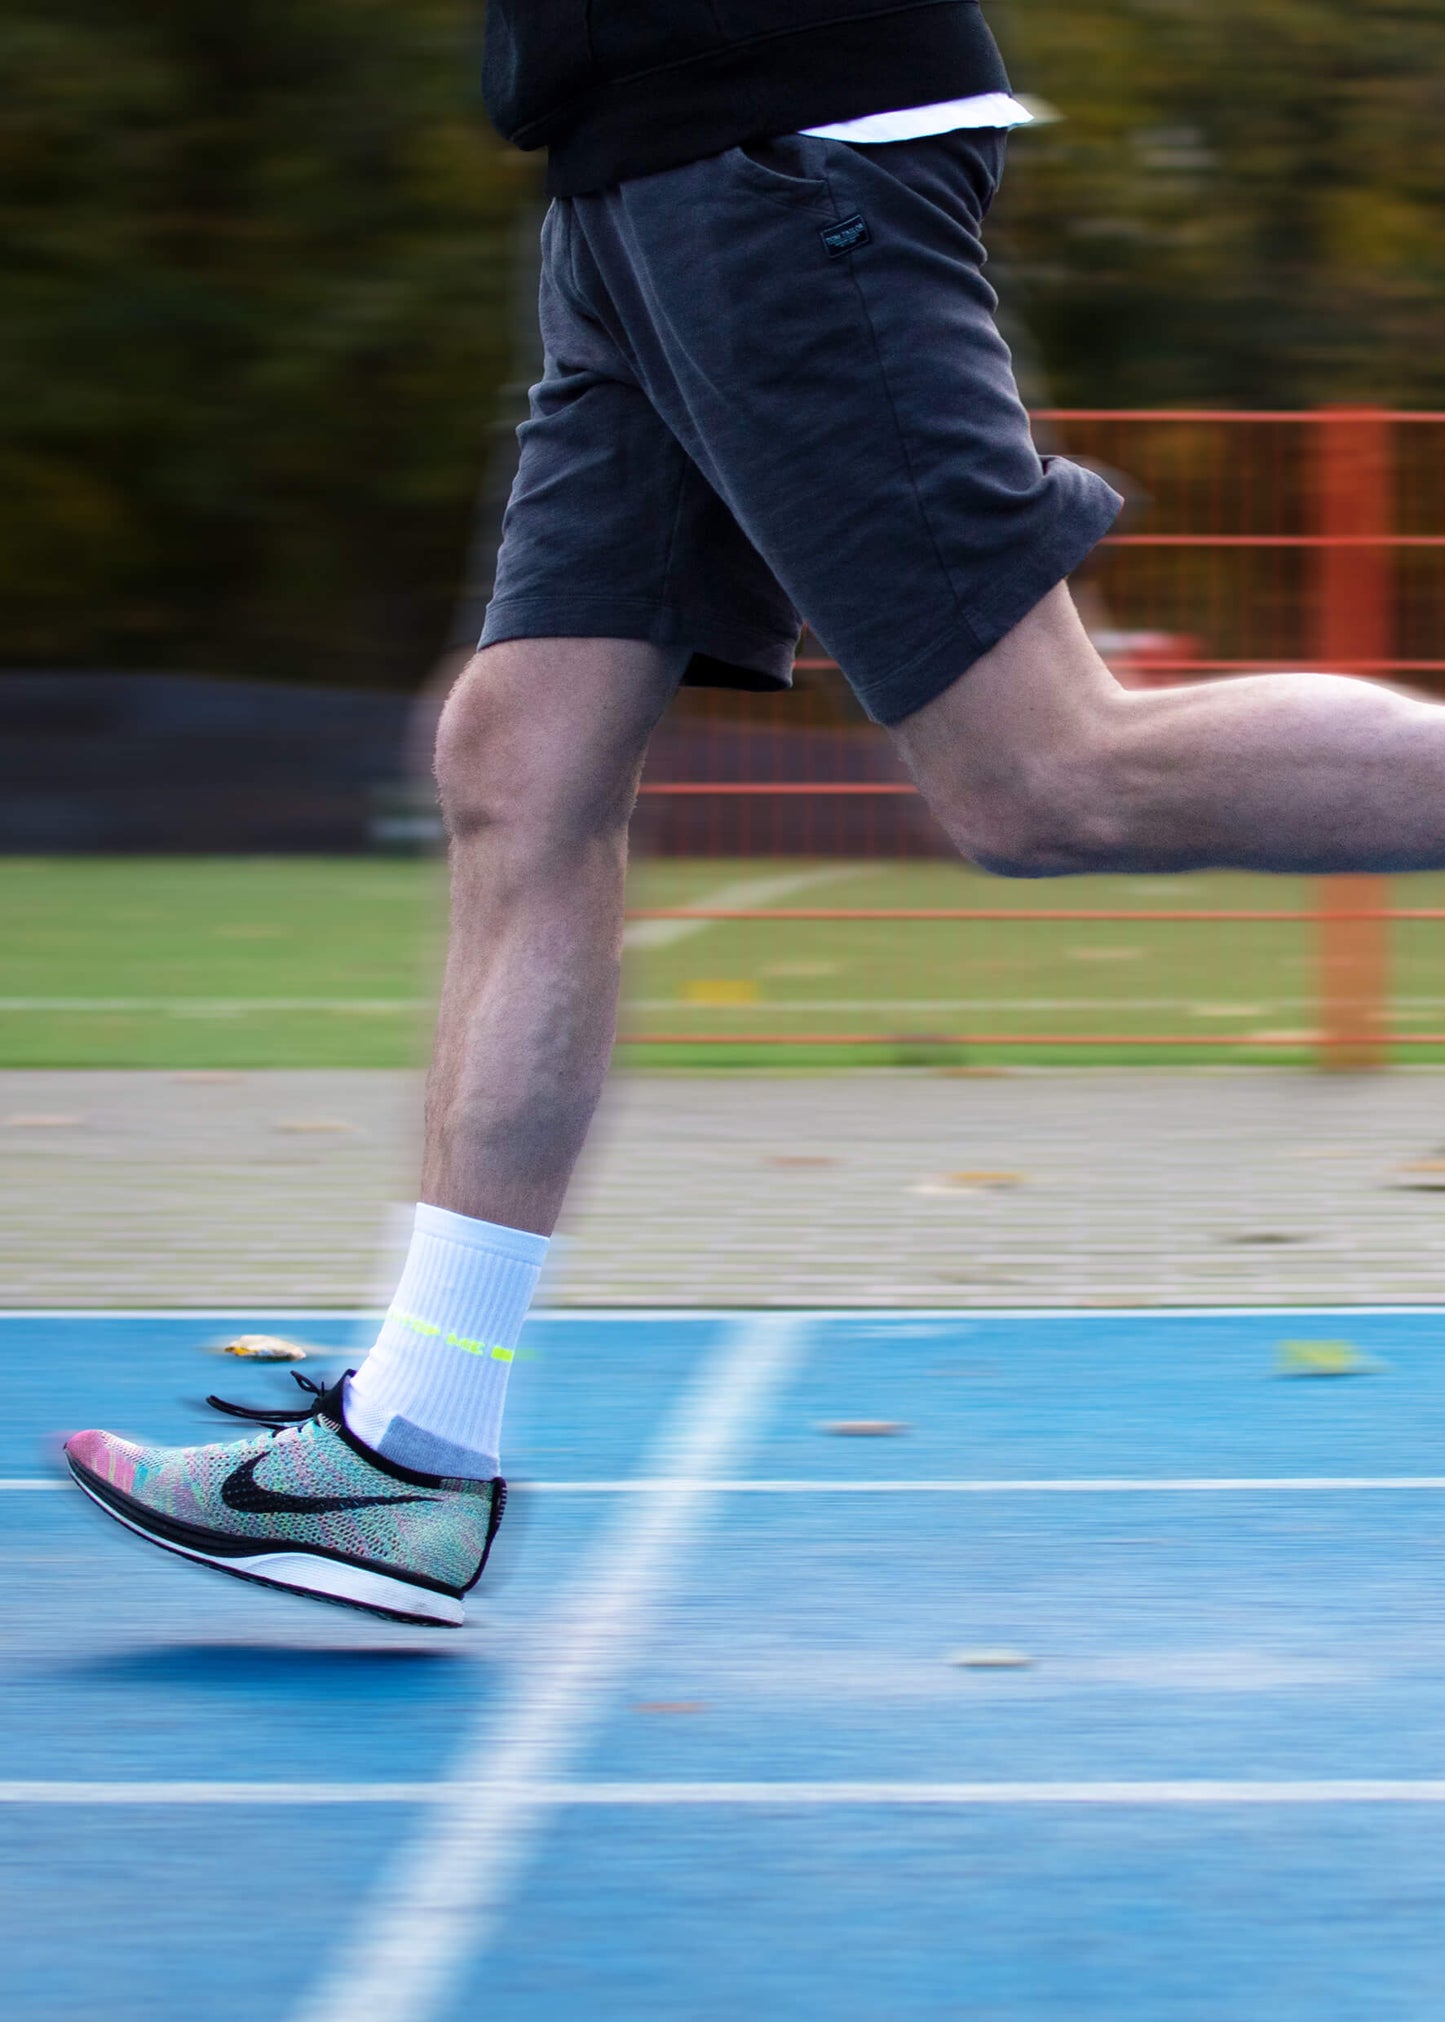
[3, 856, 1443, 1069]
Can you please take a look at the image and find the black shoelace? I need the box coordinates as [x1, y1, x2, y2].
[205, 1368, 351, 1432]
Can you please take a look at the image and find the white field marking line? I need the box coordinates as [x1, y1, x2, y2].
[0, 998, 424, 1013]
[621, 865, 861, 951]
[26, 989, 1445, 1014]
[0, 873, 871, 1010]
[290, 1311, 810, 2022]
[624, 996, 1302, 1013]
[12, 1779, 1445, 1808]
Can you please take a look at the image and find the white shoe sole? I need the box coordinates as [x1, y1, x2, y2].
[70, 1468, 466, 1626]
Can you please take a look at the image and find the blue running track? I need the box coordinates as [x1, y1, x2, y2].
[6, 1307, 1445, 2020]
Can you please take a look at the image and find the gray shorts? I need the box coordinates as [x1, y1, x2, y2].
[481, 129, 1121, 726]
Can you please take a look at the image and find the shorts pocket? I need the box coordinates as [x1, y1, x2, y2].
[728, 135, 831, 207]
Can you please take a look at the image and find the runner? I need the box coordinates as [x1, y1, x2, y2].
[64, 2, 1445, 1623]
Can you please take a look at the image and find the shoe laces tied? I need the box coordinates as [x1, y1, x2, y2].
[204, 1369, 352, 1434]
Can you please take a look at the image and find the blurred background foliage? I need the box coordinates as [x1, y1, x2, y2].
[996, 0, 1445, 411]
[2, 0, 530, 686]
[3, 0, 1444, 688]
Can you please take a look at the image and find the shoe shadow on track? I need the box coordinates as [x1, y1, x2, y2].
[53, 1644, 468, 1690]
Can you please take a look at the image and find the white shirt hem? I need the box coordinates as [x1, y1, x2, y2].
[800, 93, 1033, 144]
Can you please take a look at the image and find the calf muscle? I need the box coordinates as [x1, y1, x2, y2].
[421, 638, 682, 1232]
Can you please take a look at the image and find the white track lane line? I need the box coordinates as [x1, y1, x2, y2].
[9, 1304, 1445, 1321]
[11, 1779, 1445, 1808]
[515, 1477, 1445, 1494]
[17, 1476, 1445, 1494]
[6, 1304, 1445, 1320]
[289, 1310, 810, 2022]
[0, 1782, 439, 1804]
[548, 1780, 1445, 1806]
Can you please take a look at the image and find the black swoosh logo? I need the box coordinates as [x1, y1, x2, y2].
[220, 1451, 439, 1517]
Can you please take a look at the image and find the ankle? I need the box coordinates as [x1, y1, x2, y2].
[342, 1380, 498, 1480]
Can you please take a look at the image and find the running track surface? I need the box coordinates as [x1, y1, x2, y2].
[7, 1308, 1445, 2020]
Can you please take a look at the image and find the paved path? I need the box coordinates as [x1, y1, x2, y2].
[3, 1069, 1445, 1308]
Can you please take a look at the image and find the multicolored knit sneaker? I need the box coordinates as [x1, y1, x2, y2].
[64, 1374, 505, 1627]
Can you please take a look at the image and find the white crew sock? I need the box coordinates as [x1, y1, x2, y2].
[344, 1202, 548, 1478]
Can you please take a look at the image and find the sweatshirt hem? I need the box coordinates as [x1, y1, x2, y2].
[537, 4, 1010, 196]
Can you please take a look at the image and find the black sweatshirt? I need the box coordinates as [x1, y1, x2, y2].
[482, 2, 1011, 196]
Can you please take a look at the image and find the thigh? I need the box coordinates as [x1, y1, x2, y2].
[890, 580, 1119, 812]
[481, 206, 801, 698]
[571, 131, 1121, 726]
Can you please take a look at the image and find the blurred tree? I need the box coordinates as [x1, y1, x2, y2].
[992, 0, 1445, 407]
[0, 0, 534, 685]
[3, 3, 1444, 683]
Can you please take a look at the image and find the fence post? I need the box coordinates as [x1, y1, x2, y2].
[1316, 408, 1392, 1069]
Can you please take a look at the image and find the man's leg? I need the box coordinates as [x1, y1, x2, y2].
[343, 635, 682, 1475]
[64, 636, 682, 1627]
[895, 583, 1445, 877]
[422, 636, 681, 1230]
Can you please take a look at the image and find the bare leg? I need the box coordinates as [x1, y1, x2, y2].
[421, 637, 682, 1233]
[895, 584, 1445, 877]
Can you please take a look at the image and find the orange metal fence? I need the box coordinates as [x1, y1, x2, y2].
[622, 410, 1445, 1065]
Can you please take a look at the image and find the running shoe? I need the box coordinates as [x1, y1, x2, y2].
[64, 1373, 505, 1626]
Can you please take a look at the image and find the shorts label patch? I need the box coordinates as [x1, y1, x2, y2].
[820, 214, 871, 258]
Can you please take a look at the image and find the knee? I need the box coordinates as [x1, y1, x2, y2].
[434, 653, 642, 859]
[432, 668, 522, 840]
[931, 724, 1143, 880]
